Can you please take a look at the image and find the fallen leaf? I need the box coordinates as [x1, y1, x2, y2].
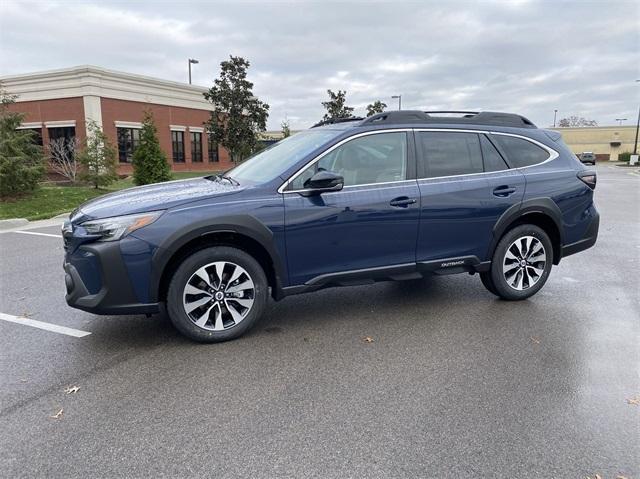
[530, 336, 540, 344]
[626, 395, 640, 405]
[363, 336, 374, 343]
[50, 408, 63, 419]
[617, 475, 629, 479]
[64, 385, 80, 394]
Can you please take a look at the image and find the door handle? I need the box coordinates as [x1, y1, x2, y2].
[492, 186, 517, 197]
[390, 197, 417, 207]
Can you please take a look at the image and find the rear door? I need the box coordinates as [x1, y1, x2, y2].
[415, 130, 526, 266]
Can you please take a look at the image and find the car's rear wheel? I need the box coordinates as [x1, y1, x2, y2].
[167, 246, 268, 342]
[484, 224, 553, 300]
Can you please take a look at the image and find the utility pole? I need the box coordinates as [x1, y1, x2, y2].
[634, 80, 640, 155]
[553, 109, 558, 127]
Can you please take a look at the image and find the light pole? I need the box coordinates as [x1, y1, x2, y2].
[634, 79, 639, 155]
[391, 95, 402, 110]
[615, 118, 627, 126]
[553, 109, 558, 127]
[188, 58, 199, 84]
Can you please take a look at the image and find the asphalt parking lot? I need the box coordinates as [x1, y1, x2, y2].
[1, 165, 638, 478]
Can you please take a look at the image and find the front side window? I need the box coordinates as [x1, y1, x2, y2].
[492, 134, 550, 168]
[208, 134, 219, 162]
[419, 132, 483, 178]
[290, 131, 407, 190]
[117, 127, 141, 163]
[172, 130, 185, 163]
[191, 132, 202, 162]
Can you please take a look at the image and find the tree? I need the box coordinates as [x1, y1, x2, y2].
[281, 119, 291, 138]
[132, 111, 172, 185]
[557, 116, 598, 127]
[321, 89, 354, 121]
[48, 136, 80, 183]
[204, 55, 269, 164]
[77, 120, 118, 188]
[0, 84, 45, 197]
[366, 100, 387, 117]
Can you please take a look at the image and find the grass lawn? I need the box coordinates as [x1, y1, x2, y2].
[0, 171, 221, 221]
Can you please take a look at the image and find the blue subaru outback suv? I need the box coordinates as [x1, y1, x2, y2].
[63, 111, 599, 342]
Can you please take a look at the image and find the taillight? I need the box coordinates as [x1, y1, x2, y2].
[578, 170, 597, 190]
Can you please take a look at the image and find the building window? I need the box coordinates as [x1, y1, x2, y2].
[48, 126, 75, 143]
[172, 130, 185, 163]
[117, 127, 141, 163]
[191, 132, 203, 162]
[208, 134, 219, 162]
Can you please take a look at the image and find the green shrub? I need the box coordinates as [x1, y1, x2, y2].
[78, 120, 118, 188]
[618, 151, 631, 163]
[0, 89, 45, 198]
[132, 111, 172, 185]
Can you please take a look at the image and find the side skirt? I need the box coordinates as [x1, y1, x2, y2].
[279, 256, 491, 299]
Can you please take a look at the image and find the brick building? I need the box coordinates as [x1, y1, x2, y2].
[1, 65, 232, 174]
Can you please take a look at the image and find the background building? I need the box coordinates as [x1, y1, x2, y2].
[550, 125, 637, 161]
[1, 65, 232, 174]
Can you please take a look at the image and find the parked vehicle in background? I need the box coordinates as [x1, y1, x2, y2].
[62, 110, 600, 343]
[579, 152, 597, 165]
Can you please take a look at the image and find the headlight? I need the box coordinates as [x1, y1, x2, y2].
[80, 211, 163, 242]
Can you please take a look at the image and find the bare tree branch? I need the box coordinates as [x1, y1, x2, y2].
[48, 137, 80, 183]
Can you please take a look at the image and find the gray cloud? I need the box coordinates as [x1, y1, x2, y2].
[1, 0, 638, 130]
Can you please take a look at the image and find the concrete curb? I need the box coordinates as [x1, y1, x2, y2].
[0, 214, 69, 233]
[0, 218, 29, 231]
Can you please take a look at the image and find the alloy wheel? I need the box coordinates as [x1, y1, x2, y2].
[502, 235, 546, 291]
[182, 261, 255, 331]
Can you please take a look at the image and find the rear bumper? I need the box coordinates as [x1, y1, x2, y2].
[64, 240, 159, 316]
[561, 210, 599, 259]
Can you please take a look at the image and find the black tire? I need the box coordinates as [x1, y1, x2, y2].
[488, 224, 553, 301]
[480, 271, 498, 296]
[166, 246, 268, 343]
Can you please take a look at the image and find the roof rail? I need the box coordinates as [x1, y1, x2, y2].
[359, 110, 537, 128]
[311, 117, 364, 128]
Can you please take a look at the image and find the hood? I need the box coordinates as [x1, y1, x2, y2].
[71, 177, 242, 222]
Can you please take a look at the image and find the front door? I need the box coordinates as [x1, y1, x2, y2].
[283, 130, 420, 286]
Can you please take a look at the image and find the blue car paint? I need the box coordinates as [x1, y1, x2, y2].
[63, 117, 598, 313]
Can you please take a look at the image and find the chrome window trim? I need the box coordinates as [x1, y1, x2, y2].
[278, 129, 412, 194]
[278, 128, 560, 194]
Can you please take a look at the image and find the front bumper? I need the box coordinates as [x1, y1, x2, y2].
[64, 240, 159, 316]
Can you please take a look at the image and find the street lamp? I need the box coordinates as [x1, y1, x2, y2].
[188, 58, 199, 84]
[391, 95, 402, 110]
[633, 79, 639, 155]
[553, 109, 558, 127]
[615, 118, 627, 126]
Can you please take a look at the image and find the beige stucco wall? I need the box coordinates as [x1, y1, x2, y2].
[550, 125, 637, 161]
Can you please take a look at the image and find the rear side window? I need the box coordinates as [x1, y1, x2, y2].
[480, 135, 509, 172]
[418, 132, 483, 178]
[492, 134, 550, 168]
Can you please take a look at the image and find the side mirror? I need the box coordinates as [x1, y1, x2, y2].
[302, 170, 344, 195]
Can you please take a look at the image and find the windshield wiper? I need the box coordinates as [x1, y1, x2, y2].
[216, 174, 240, 186]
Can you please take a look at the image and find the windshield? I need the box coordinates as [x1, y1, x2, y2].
[227, 130, 341, 184]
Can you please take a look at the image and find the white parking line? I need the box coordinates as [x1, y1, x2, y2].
[11, 231, 61, 238]
[0, 313, 91, 338]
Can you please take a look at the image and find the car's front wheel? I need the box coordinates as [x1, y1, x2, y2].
[483, 224, 553, 300]
[166, 246, 268, 342]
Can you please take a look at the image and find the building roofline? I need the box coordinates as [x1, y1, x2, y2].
[1, 65, 213, 111]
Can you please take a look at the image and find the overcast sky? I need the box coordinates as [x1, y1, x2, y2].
[1, 0, 638, 130]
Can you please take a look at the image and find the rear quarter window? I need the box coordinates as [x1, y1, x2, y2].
[492, 134, 550, 168]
